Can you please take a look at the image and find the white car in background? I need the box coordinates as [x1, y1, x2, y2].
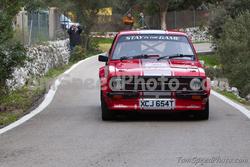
[60, 15, 80, 29]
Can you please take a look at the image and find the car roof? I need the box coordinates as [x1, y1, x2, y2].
[118, 29, 187, 36]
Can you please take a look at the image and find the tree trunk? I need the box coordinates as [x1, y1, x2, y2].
[160, 9, 168, 30]
[157, 1, 168, 30]
[83, 34, 89, 50]
[78, 9, 98, 51]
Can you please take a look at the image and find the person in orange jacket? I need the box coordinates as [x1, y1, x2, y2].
[123, 12, 134, 30]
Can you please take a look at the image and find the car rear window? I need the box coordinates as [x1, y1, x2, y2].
[112, 34, 194, 60]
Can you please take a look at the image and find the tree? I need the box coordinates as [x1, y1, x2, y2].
[112, 0, 138, 14]
[158, 0, 222, 29]
[135, 0, 220, 30]
[0, 0, 28, 94]
[217, 12, 250, 97]
[136, 0, 183, 30]
[39, 0, 108, 50]
[155, 0, 171, 30]
[67, 0, 109, 50]
[209, 0, 250, 42]
[0, 0, 26, 43]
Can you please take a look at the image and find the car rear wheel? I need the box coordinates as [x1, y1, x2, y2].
[101, 92, 115, 121]
[196, 100, 209, 120]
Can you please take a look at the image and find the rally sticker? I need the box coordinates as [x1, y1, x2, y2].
[120, 35, 181, 42]
[125, 35, 179, 41]
[141, 59, 172, 76]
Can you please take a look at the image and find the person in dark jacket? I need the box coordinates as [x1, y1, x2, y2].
[139, 12, 147, 29]
[67, 24, 82, 51]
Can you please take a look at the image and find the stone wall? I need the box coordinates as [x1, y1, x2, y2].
[7, 40, 70, 90]
[91, 27, 211, 43]
[211, 78, 250, 102]
[180, 27, 211, 42]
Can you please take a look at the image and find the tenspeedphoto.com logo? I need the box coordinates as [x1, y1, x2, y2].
[177, 156, 249, 165]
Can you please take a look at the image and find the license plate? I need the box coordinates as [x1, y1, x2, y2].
[140, 99, 175, 110]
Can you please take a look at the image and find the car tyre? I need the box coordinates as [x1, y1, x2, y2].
[101, 92, 115, 121]
[196, 100, 209, 120]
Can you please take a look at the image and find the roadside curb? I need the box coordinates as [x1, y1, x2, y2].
[211, 90, 250, 119]
[0, 56, 97, 135]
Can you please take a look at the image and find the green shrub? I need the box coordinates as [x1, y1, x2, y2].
[217, 12, 250, 97]
[209, 0, 250, 42]
[69, 37, 102, 63]
[88, 38, 102, 54]
[69, 46, 86, 63]
[0, 42, 27, 95]
[93, 37, 113, 44]
[0, 2, 28, 95]
[205, 67, 224, 80]
[198, 54, 220, 67]
[208, 6, 228, 40]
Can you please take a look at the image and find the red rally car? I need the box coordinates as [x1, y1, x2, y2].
[98, 30, 211, 120]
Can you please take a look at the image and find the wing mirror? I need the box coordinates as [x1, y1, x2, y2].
[98, 54, 108, 62]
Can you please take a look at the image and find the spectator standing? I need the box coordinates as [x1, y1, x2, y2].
[139, 12, 147, 29]
[67, 24, 82, 51]
[122, 12, 134, 30]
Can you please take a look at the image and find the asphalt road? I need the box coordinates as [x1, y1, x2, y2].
[0, 56, 250, 167]
[194, 43, 213, 53]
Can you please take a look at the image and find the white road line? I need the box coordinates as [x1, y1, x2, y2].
[0, 56, 96, 135]
[212, 90, 250, 119]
